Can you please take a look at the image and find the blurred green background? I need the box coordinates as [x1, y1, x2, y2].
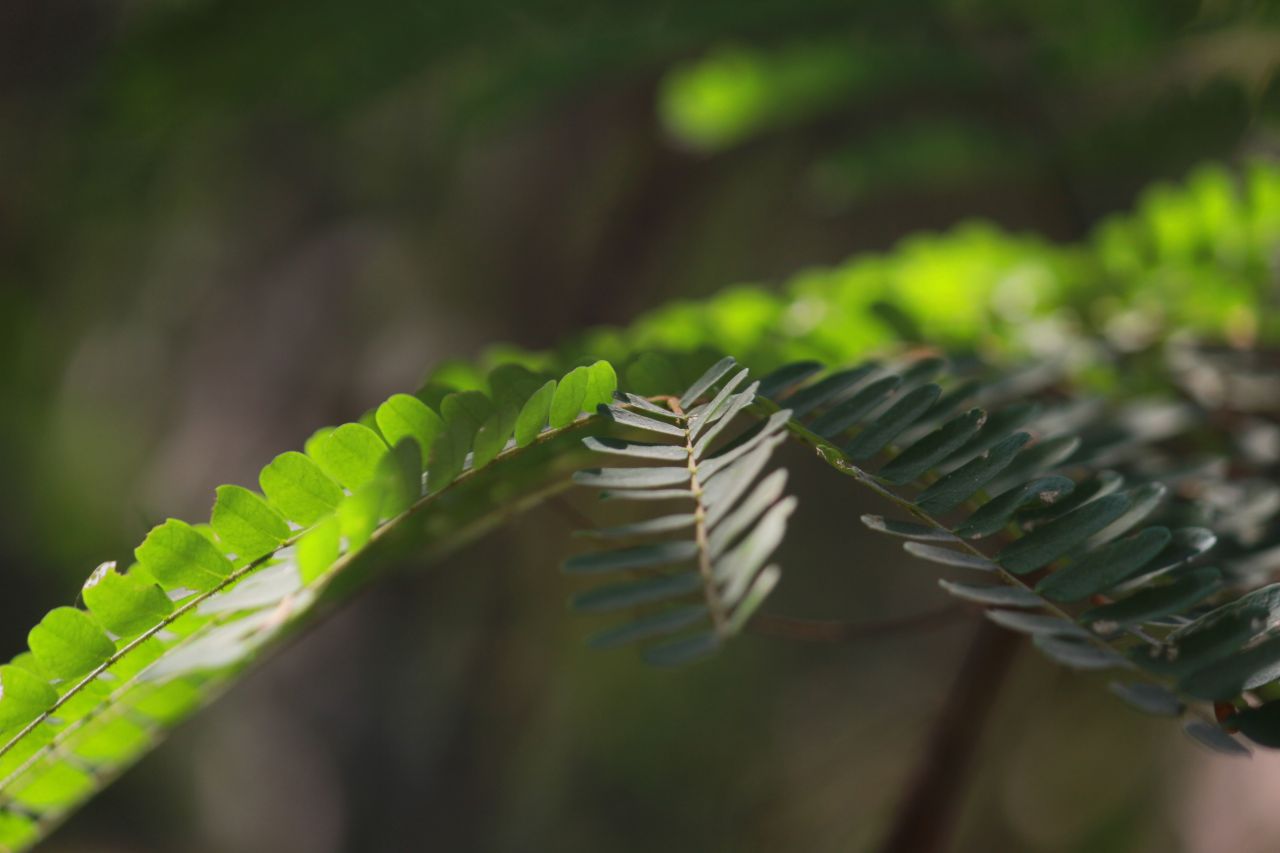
[3, 0, 1280, 850]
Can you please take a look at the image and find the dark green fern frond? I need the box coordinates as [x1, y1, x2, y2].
[756, 355, 1264, 755]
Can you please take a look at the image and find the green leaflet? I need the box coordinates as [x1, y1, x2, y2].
[135, 518, 234, 593]
[913, 431, 1030, 515]
[571, 572, 704, 612]
[0, 666, 56, 730]
[1034, 636, 1129, 671]
[1080, 567, 1222, 631]
[583, 360, 619, 411]
[514, 380, 556, 447]
[808, 375, 901, 438]
[441, 390, 494, 438]
[756, 360, 823, 400]
[296, 515, 340, 584]
[375, 394, 443, 468]
[550, 366, 589, 428]
[310, 423, 388, 491]
[211, 485, 290, 560]
[953, 475, 1074, 539]
[998, 493, 1131, 575]
[259, 451, 345, 526]
[1035, 527, 1172, 603]
[472, 401, 519, 469]
[843, 383, 941, 460]
[587, 605, 708, 649]
[27, 607, 115, 682]
[1179, 634, 1280, 701]
[878, 408, 986, 485]
[427, 417, 472, 493]
[81, 564, 174, 639]
[784, 363, 877, 418]
[563, 542, 700, 574]
[488, 363, 546, 409]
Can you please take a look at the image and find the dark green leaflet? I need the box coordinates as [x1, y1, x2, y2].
[999, 494, 1132, 575]
[1036, 527, 1172, 603]
[913, 432, 1030, 515]
[844, 384, 941, 461]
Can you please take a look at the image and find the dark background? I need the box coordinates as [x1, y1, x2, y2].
[3, 1, 1280, 850]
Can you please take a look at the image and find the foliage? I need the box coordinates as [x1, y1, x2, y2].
[0, 154, 1278, 849]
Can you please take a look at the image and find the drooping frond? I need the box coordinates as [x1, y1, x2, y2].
[564, 358, 795, 666]
[755, 355, 1274, 756]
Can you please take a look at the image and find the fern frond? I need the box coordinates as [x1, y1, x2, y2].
[565, 358, 794, 666]
[755, 355, 1266, 754]
[0, 360, 619, 851]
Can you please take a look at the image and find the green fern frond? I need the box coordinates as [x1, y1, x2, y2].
[0, 360, 619, 851]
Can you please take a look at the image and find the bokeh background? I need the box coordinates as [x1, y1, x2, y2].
[3, 1, 1280, 850]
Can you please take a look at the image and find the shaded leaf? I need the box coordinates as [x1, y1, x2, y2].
[1036, 527, 1172, 603]
[1033, 635, 1129, 670]
[587, 606, 708, 649]
[844, 384, 941, 460]
[785, 363, 878, 417]
[514, 380, 556, 448]
[563, 542, 699, 574]
[862, 515, 958, 541]
[808, 376, 901, 438]
[578, 514, 698, 540]
[757, 360, 822, 400]
[1183, 720, 1250, 757]
[879, 408, 986, 485]
[1108, 681, 1183, 717]
[986, 610, 1090, 638]
[914, 432, 1030, 515]
[1080, 567, 1222, 631]
[999, 493, 1132, 575]
[938, 580, 1042, 607]
[954, 475, 1075, 539]
[902, 542, 996, 570]
[642, 631, 720, 667]
[570, 572, 703, 612]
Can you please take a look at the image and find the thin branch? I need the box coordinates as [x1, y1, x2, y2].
[877, 618, 1021, 853]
